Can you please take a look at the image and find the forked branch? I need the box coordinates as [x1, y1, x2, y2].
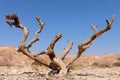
[67, 15, 115, 68]
[90, 24, 98, 33]
[61, 40, 73, 60]
[5, 14, 115, 75]
[27, 17, 44, 49]
[47, 33, 62, 60]
[34, 33, 63, 60]
[5, 14, 50, 68]
[6, 14, 27, 49]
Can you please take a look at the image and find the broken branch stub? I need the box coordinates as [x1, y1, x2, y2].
[90, 24, 98, 33]
[6, 14, 21, 28]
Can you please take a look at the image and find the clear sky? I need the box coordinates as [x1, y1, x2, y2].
[0, 0, 120, 55]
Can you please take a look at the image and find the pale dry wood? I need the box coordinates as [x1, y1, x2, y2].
[5, 14, 115, 75]
[90, 24, 98, 33]
[61, 40, 73, 60]
[5, 14, 64, 74]
[46, 33, 62, 60]
[6, 14, 50, 68]
[67, 15, 115, 68]
[53, 57, 67, 75]
[27, 17, 44, 49]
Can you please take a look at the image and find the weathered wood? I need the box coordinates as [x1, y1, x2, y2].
[61, 40, 73, 60]
[6, 14, 50, 68]
[66, 15, 115, 68]
[46, 33, 62, 60]
[27, 17, 44, 49]
[5, 14, 115, 76]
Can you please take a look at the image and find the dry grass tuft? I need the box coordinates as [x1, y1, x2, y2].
[31, 61, 42, 71]
[117, 58, 120, 61]
[92, 62, 111, 68]
[112, 62, 120, 67]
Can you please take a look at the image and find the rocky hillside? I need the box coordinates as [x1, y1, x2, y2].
[0, 46, 120, 80]
[0, 46, 120, 68]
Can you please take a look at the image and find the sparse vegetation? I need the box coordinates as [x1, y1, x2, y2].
[99, 63, 110, 68]
[112, 62, 120, 67]
[31, 61, 42, 71]
[31, 61, 42, 66]
[117, 58, 120, 61]
[0, 47, 120, 79]
[92, 62, 110, 68]
[92, 62, 99, 66]
[69, 63, 84, 70]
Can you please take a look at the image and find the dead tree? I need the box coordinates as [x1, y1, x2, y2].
[5, 13, 115, 76]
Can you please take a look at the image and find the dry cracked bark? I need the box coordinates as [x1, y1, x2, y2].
[5, 13, 115, 76]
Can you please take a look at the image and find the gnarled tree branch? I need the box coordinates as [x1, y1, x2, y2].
[67, 15, 115, 68]
[90, 24, 98, 33]
[61, 40, 73, 60]
[6, 14, 27, 49]
[5, 14, 51, 68]
[27, 17, 44, 49]
[46, 33, 62, 60]
[5, 14, 115, 76]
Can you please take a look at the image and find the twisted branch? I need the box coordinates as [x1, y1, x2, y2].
[61, 40, 73, 60]
[47, 33, 62, 60]
[5, 14, 50, 68]
[27, 17, 44, 49]
[67, 15, 115, 68]
[6, 14, 27, 49]
[5, 14, 115, 75]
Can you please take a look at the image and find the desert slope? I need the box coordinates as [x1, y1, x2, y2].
[0, 46, 33, 66]
[0, 46, 120, 80]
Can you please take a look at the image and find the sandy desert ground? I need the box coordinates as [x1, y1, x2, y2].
[0, 46, 120, 80]
[0, 66, 120, 80]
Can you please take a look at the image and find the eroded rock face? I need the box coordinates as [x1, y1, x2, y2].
[0, 46, 34, 66]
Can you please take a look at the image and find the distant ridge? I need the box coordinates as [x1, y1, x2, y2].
[0, 46, 33, 66]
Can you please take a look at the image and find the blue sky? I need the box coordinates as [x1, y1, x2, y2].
[0, 0, 120, 55]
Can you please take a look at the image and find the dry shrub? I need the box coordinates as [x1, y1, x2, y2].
[31, 61, 48, 71]
[92, 62, 99, 66]
[98, 63, 110, 68]
[31, 61, 42, 71]
[112, 62, 120, 67]
[117, 58, 120, 61]
[69, 61, 89, 70]
[92, 62, 111, 68]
